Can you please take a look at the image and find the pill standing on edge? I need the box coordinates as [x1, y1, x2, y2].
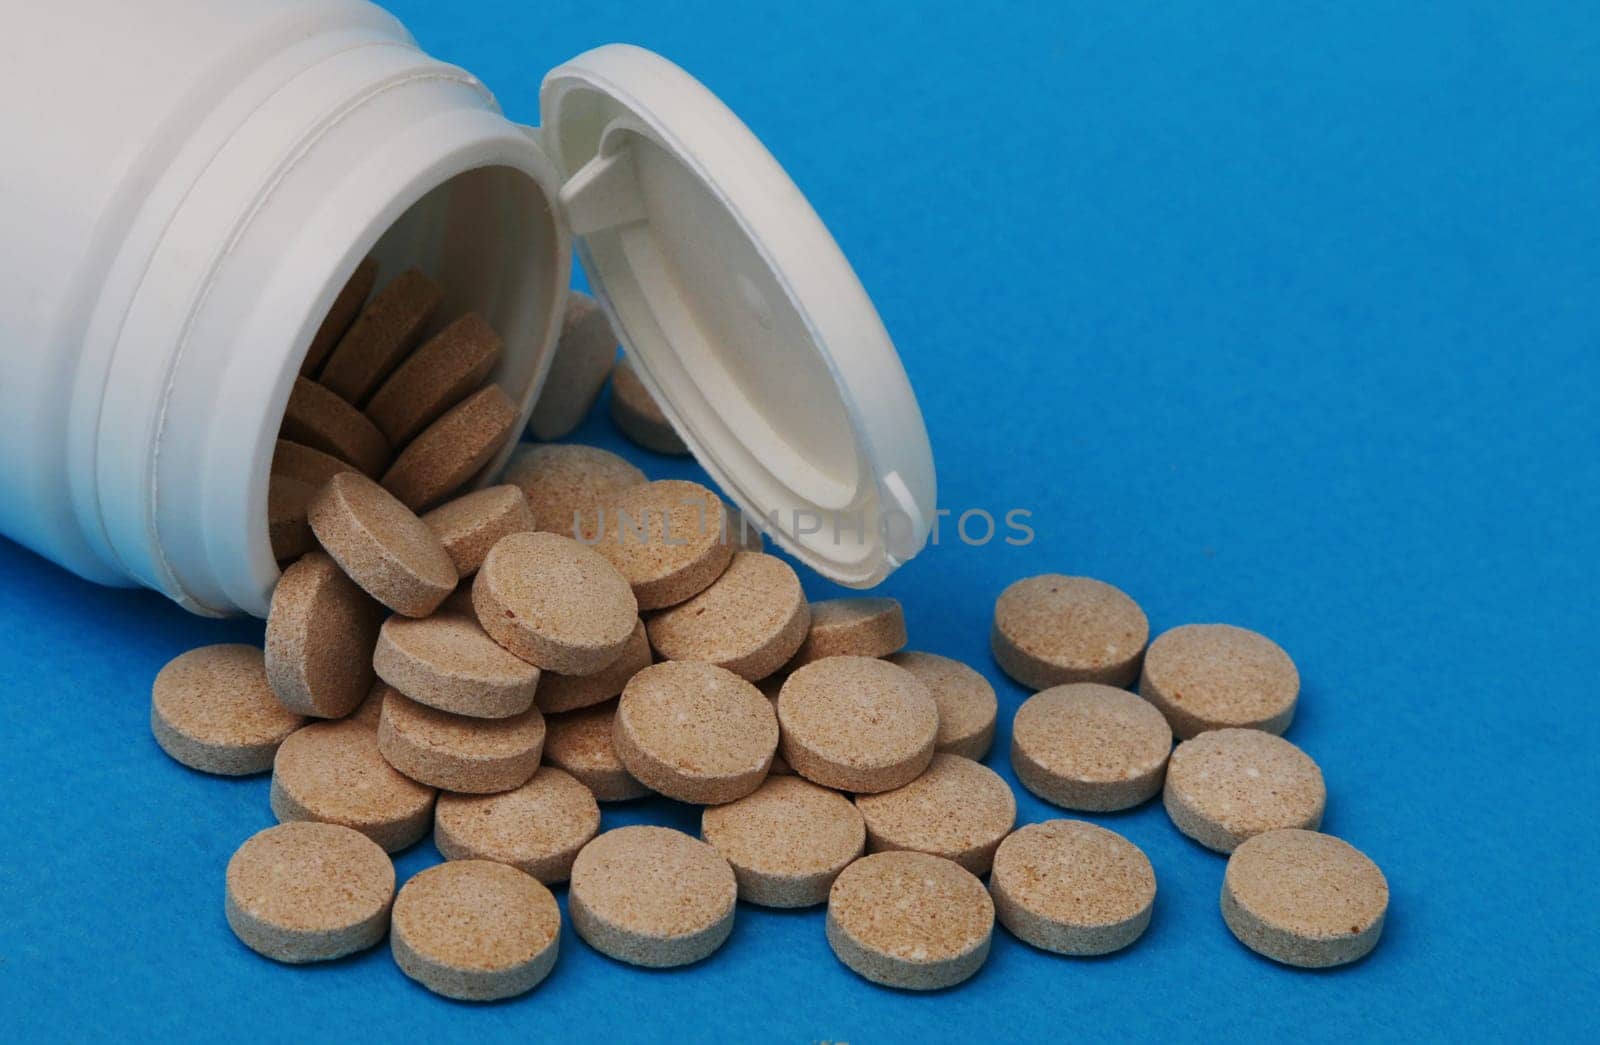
[318, 267, 442, 405]
[434, 767, 600, 884]
[1140, 623, 1300, 739]
[1009, 683, 1173, 812]
[527, 291, 618, 441]
[989, 819, 1156, 956]
[265, 552, 383, 718]
[701, 776, 866, 908]
[390, 861, 561, 1001]
[826, 851, 994, 991]
[300, 257, 379, 377]
[1221, 829, 1388, 968]
[365, 312, 503, 446]
[568, 826, 738, 968]
[613, 661, 778, 805]
[854, 754, 1017, 875]
[269, 719, 436, 853]
[1164, 728, 1325, 853]
[224, 822, 394, 964]
[150, 644, 304, 775]
[380, 385, 519, 512]
[886, 651, 998, 761]
[991, 575, 1149, 690]
[645, 552, 811, 681]
[777, 656, 938, 794]
[608, 354, 690, 455]
[307, 471, 458, 618]
[279, 376, 392, 478]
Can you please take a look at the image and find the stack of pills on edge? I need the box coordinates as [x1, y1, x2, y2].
[153, 284, 1387, 1002]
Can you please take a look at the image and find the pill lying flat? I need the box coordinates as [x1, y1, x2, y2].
[391, 860, 561, 1001]
[701, 775, 865, 908]
[224, 822, 394, 964]
[434, 767, 600, 885]
[786, 597, 908, 670]
[1009, 683, 1173, 812]
[270, 719, 436, 853]
[1164, 728, 1325, 853]
[377, 690, 544, 794]
[1140, 623, 1300, 739]
[420, 485, 535, 577]
[584, 479, 733, 610]
[854, 754, 1017, 875]
[373, 611, 540, 719]
[151, 644, 304, 775]
[777, 656, 938, 794]
[501, 442, 647, 537]
[886, 651, 998, 761]
[1221, 829, 1388, 968]
[826, 851, 993, 990]
[540, 701, 651, 802]
[991, 575, 1149, 690]
[990, 819, 1156, 956]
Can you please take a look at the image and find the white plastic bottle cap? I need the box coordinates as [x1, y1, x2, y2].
[540, 46, 937, 588]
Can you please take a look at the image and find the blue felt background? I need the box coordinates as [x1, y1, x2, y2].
[2, 1, 1596, 1041]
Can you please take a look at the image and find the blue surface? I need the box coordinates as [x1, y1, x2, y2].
[2, 1, 1597, 1041]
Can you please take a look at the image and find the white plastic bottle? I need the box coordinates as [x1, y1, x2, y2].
[0, 0, 936, 618]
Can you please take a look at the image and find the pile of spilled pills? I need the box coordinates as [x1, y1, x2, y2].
[152, 273, 1388, 1000]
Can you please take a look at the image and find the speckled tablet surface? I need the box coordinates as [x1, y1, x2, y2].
[613, 661, 777, 804]
[434, 766, 600, 884]
[390, 860, 561, 1001]
[150, 644, 303, 775]
[568, 826, 737, 968]
[381, 385, 519, 511]
[265, 552, 383, 718]
[787, 597, 908, 669]
[420, 485, 534, 577]
[1140, 623, 1300, 738]
[527, 291, 617, 441]
[535, 619, 651, 715]
[500, 443, 646, 537]
[1164, 728, 1325, 853]
[373, 611, 540, 719]
[306, 471, 457, 617]
[645, 552, 810, 680]
[540, 701, 650, 802]
[854, 754, 1017, 874]
[269, 719, 436, 852]
[701, 776, 865, 908]
[776, 656, 938, 793]
[224, 822, 394, 964]
[1221, 829, 1388, 968]
[377, 690, 544, 794]
[990, 819, 1156, 956]
[279, 376, 391, 478]
[300, 257, 378, 377]
[584, 479, 732, 610]
[826, 851, 994, 991]
[318, 268, 441, 405]
[608, 354, 689, 455]
[365, 312, 502, 446]
[991, 575, 1149, 690]
[886, 651, 998, 760]
[1010, 683, 1173, 811]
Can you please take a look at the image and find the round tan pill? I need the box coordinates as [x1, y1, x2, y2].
[854, 754, 1016, 875]
[1164, 728, 1325, 853]
[609, 355, 689, 455]
[420, 485, 534, 577]
[701, 775, 865, 907]
[271, 438, 358, 489]
[365, 312, 503, 445]
[307, 471, 457, 617]
[279, 376, 391, 478]
[1140, 623, 1300, 739]
[502, 442, 647, 536]
[318, 267, 442, 405]
[267, 474, 316, 561]
[378, 690, 544, 794]
[301, 256, 378, 376]
[826, 851, 993, 990]
[224, 821, 394, 964]
[990, 819, 1156, 956]
[270, 719, 436, 852]
[265, 552, 383, 718]
[373, 611, 539, 719]
[473, 530, 638, 675]
[1221, 829, 1388, 968]
[542, 702, 651, 801]
[645, 552, 810, 681]
[991, 575, 1150, 690]
[777, 656, 938, 794]
[536, 618, 651, 715]
[787, 597, 908, 669]
[613, 661, 778, 804]
[381, 385, 519, 512]
[886, 652, 998, 761]
[569, 826, 737, 968]
[434, 766, 600, 884]
[527, 290, 618, 441]
[1010, 683, 1173, 812]
[151, 644, 304, 775]
[391, 860, 561, 1001]
[586, 479, 733, 610]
